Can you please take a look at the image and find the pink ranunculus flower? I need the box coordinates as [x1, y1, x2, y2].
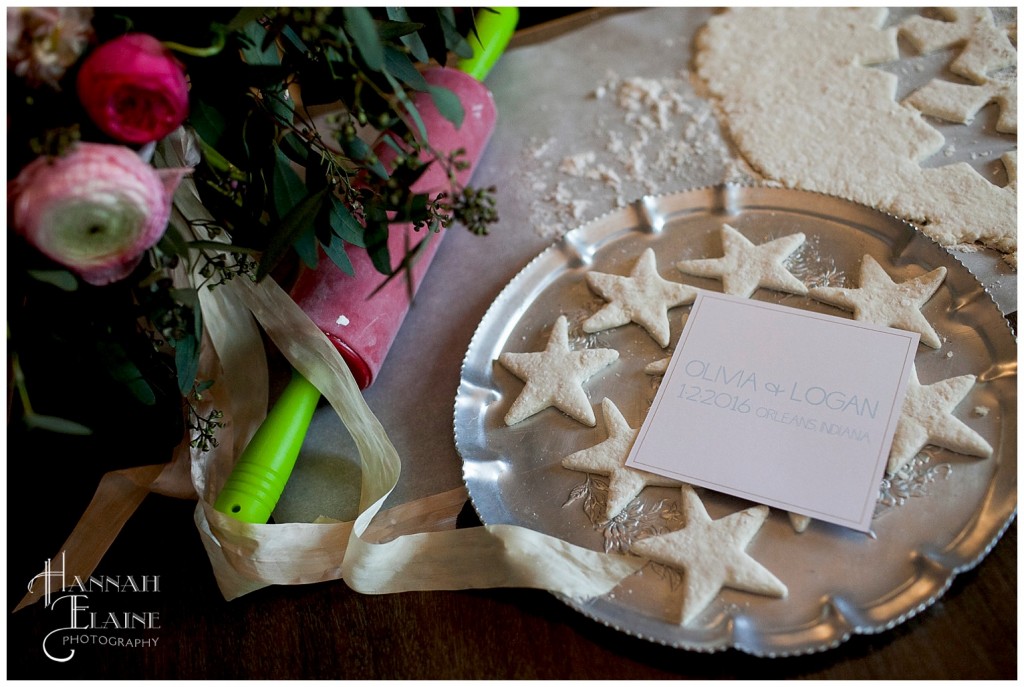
[76, 33, 189, 144]
[9, 143, 189, 285]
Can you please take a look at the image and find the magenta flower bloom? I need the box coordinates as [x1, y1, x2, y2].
[9, 143, 188, 285]
[76, 33, 190, 144]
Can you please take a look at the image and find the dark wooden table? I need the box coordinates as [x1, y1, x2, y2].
[6, 475, 1016, 679]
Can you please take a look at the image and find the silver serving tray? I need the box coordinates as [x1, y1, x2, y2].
[454, 184, 1016, 656]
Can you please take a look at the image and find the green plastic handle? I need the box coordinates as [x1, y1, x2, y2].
[213, 371, 321, 523]
[457, 7, 519, 81]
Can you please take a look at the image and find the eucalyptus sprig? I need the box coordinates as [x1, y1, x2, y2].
[183, 7, 498, 284]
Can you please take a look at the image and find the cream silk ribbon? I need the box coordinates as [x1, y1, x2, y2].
[18, 132, 643, 610]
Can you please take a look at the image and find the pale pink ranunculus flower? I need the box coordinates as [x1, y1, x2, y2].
[7, 7, 94, 89]
[9, 142, 189, 285]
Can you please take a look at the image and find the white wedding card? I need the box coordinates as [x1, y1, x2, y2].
[624, 292, 919, 532]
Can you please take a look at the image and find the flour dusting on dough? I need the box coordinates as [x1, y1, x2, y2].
[695, 7, 1017, 265]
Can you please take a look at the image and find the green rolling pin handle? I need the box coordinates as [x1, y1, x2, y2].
[458, 7, 519, 81]
[213, 371, 321, 523]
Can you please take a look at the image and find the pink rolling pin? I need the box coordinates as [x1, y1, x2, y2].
[290, 9, 516, 388]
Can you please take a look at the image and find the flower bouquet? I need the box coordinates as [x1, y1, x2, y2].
[9, 7, 497, 449]
[8, 7, 501, 598]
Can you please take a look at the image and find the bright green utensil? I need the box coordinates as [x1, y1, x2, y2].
[213, 371, 321, 523]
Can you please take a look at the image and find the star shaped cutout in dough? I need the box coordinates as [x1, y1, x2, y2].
[900, 8, 1017, 83]
[561, 398, 682, 521]
[498, 315, 618, 426]
[675, 224, 808, 298]
[582, 248, 698, 347]
[887, 365, 993, 475]
[630, 486, 787, 626]
[808, 254, 947, 348]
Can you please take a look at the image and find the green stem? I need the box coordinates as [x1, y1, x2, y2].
[10, 350, 34, 416]
[163, 27, 227, 58]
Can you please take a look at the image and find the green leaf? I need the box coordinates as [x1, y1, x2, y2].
[427, 84, 465, 129]
[125, 377, 157, 406]
[391, 192, 429, 223]
[383, 45, 428, 91]
[23, 413, 93, 435]
[284, 190, 330, 239]
[170, 287, 199, 308]
[227, 8, 266, 32]
[386, 8, 429, 62]
[320, 232, 354, 276]
[368, 230, 435, 299]
[341, 134, 388, 179]
[278, 23, 309, 54]
[257, 188, 328, 280]
[27, 269, 77, 291]
[157, 222, 191, 259]
[240, 20, 280, 66]
[292, 224, 320, 269]
[437, 8, 474, 59]
[174, 332, 201, 396]
[263, 86, 296, 124]
[96, 341, 157, 406]
[329, 196, 367, 247]
[189, 98, 227, 148]
[377, 19, 426, 42]
[384, 70, 427, 140]
[344, 7, 384, 71]
[278, 131, 310, 167]
[363, 214, 392, 275]
[272, 146, 308, 219]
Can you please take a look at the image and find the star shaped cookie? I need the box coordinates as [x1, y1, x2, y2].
[675, 224, 808, 298]
[787, 512, 811, 533]
[808, 255, 947, 348]
[887, 365, 993, 475]
[561, 398, 682, 521]
[583, 248, 698, 347]
[498, 315, 618, 426]
[630, 486, 787, 626]
[644, 357, 671, 376]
